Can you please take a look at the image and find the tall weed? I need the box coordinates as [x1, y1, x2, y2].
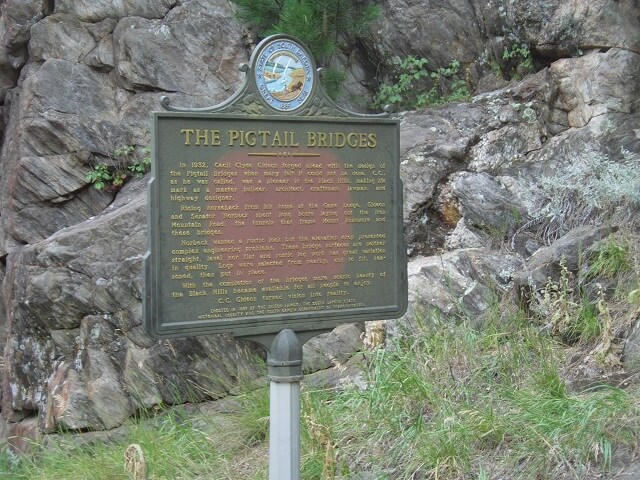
[299, 305, 639, 478]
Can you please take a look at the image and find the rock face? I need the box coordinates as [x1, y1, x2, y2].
[0, 0, 263, 438]
[0, 0, 639, 441]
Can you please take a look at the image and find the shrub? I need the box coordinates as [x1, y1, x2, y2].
[373, 56, 470, 111]
[519, 146, 640, 244]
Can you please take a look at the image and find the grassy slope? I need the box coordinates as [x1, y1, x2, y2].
[2, 298, 638, 479]
[3, 235, 640, 479]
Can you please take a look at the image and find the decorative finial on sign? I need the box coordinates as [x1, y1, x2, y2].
[267, 329, 303, 382]
[159, 96, 171, 109]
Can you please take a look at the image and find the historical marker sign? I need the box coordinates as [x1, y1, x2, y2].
[144, 35, 407, 338]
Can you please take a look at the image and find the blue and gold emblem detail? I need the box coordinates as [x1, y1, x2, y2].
[255, 38, 314, 112]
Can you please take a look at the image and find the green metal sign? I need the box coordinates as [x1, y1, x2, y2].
[144, 35, 407, 338]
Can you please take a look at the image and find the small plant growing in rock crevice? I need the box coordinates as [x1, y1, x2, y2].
[85, 145, 151, 191]
[499, 41, 534, 79]
[373, 55, 470, 111]
[84, 162, 115, 191]
[535, 259, 604, 344]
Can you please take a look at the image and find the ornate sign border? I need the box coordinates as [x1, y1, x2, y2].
[145, 35, 407, 339]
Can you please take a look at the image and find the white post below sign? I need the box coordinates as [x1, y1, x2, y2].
[270, 381, 301, 479]
[267, 329, 303, 480]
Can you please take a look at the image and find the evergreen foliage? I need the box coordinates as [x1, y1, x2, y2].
[231, 0, 380, 96]
[233, 0, 379, 63]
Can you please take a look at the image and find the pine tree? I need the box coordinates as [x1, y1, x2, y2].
[231, 0, 380, 97]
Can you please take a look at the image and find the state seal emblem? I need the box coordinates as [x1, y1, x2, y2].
[254, 37, 315, 112]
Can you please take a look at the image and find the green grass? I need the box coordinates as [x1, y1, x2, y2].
[587, 236, 631, 281]
[1, 400, 268, 480]
[296, 309, 639, 479]
[2, 308, 638, 479]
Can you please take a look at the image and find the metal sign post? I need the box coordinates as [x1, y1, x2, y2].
[266, 329, 303, 480]
[247, 328, 324, 479]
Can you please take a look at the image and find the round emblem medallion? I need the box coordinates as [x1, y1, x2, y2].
[254, 38, 315, 112]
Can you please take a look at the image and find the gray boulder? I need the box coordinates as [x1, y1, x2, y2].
[388, 249, 523, 340]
